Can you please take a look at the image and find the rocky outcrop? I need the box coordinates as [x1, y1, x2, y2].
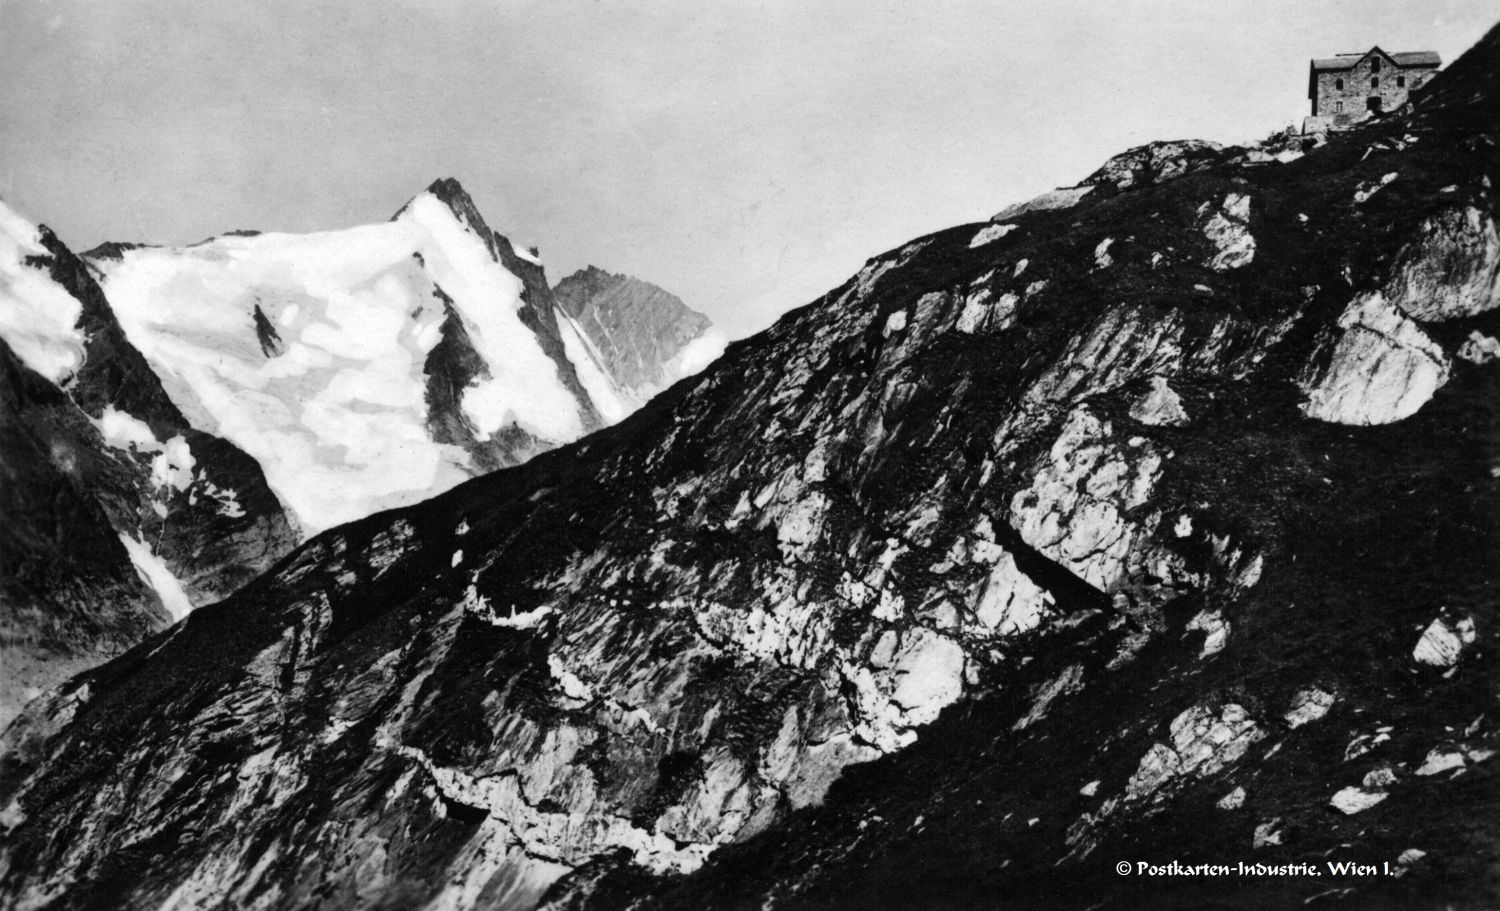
[1412, 615, 1477, 667]
[1199, 192, 1256, 271]
[1299, 201, 1499, 425]
[1082, 139, 1225, 191]
[1384, 205, 1500, 320]
[1, 22, 1498, 911]
[552, 266, 724, 405]
[1129, 375, 1190, 426]
[1300, 291, 1451, 424]
[989, 140, 1225, 226]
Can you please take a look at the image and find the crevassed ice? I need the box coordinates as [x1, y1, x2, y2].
[95, 192, 591, 534]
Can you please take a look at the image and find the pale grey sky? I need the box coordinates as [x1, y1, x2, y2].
[1, 0, 1494, 337]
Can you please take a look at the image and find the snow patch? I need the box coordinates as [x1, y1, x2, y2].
[555, 309, 635, 423]
[95, 406, 160, 452]
[464, 584, 552, 629]
[510, 240, 542, 265]
[195, 473, 246, 518]
[118, 533, 194, 621]
[656, 327, 727, 386]
[150, 435, 196, 492]
[92, 408, 199, 495]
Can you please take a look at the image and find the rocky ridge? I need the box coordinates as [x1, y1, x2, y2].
[1, 24, 1497, 911]
[552, 266, 724, 404]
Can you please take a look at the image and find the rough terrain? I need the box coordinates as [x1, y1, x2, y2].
[1, 23, 1496, 911]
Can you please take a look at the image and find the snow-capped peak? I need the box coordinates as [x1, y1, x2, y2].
[88, 182, 612, 535]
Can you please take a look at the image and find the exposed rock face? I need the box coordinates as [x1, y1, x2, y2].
[2, 24, 1498, 911]
[0, 203, 298, 726]
[1297, 200, 1499, 425]
[1384, 205, 1500, 320]
[1130, 375, 1190, 426]
[1412, 615, 1477, 667]
[86, 180, 624, 535]
[1199, 192, 1256, 271]
[552, 266, 725, 405]
[1300, 291, 1451, 424]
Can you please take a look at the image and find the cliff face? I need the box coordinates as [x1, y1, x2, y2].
[0, 205, 299, 727]
[1, 25, 1497, 911]
[553, 266, 723, 404]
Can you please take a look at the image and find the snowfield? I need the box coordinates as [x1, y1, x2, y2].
[92, 190, 615, 534]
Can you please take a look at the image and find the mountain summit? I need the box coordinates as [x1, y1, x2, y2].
[86, 179, 630, 534]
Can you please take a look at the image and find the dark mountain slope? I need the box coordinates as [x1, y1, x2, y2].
[0, 339, 164, 727]
[1, 23, 1497, 911]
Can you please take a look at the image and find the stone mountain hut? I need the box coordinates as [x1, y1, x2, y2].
[1304, 46, 1440, 133]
